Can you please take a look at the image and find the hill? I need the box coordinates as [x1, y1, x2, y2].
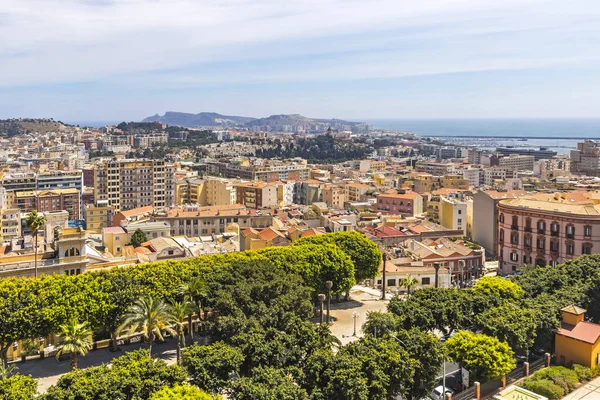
[142, 112, 256, 128]
[0, 118, 69, 137]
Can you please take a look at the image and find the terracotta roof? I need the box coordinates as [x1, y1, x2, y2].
[258, 227, 285, 241]
[562, 305, 587, 315]
[301, 228, 325, 238]
[103, 226, 126, 234]
[378, 192, 420, 199]
[557, 321, 600, 344]
[119, 206, 154, 217]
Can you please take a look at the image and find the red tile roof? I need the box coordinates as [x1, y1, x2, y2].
[558, 321, 600, 344]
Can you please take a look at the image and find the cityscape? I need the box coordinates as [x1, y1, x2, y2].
[2, 1, 600, 400]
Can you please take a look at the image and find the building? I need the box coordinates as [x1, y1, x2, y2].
[467, 148, 483, 164]
[152, 204, 273, 237]
[235, 181, 278, 208]
[571, 140, 600, 176]
[462, 168, 482, 187]
[323, 185, 347, 209]
[112, 205, 154, 227]
[0, 208, 21, 243]
[498, 155, 535, 171]
[497, 192, 600, 274]
[359, 160, 387, 171]
[483, 167, 515, 187]
[206, 158, 310, 181]
[93, 159, 175, 212]
[413, 175, 469, 194]
[496, 147, 557, 161]
[176, 177, 237, 206]
[414, 161, 455, 176]
[440, 194, 467, 234]
[15, 189, 81, 220]
[36, 171, 83, 191]
[345, 182, 371, 202]
[471, 190, 528, 257]
[376, 191, 423, 217]
[1, 172, 37, 192]
[373, 258, 451, 292]
[294, 180, 324, 205]
[555, 305, 600, 368]
[83, 200, 115, 232]
[240, 227, 290, 251]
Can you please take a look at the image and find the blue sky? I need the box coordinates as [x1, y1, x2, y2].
[1, 0, 600, 121]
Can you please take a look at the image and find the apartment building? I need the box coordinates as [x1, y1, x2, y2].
[483, 167, 515, 187]
[413, 175, 469, 194]
[440, 195, 467, 234]
[468, 148, 483, 164]
[323, 185, 347, 209]
[15, 188, 81, 220]
[376, 190, 423, 217]
[414, 161, 454, 176]
[570, 140, 600, 176]
[345, 182, 371, 202]
[235, 181, 278, 208]
[93, 159, 175, 212]
[152, 204, 273, 236]
[497, 192, 600, 275]
[36, 170, 83, 191]
[1, 172, 37, 192]
[207, 158, 310, 182]
[358, 160, 387, 171]
[84, 200, 115, 232]
[294, 180, 324, 205]
[498, 155, 535, 171]
[471, 190, 528, 257]
[463, 167, 482, 187]
[0, 208, 21, 243]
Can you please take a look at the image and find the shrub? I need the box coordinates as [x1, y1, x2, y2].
[521, 378, 565, 400]
[573, 364, 593, 381]
[534, 366, 579, 392]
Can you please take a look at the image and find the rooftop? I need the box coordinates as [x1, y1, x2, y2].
[557, 321, 600, 344]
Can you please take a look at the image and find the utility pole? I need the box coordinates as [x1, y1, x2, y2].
[382, 252, 387, 300]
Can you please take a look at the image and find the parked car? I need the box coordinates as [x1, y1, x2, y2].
[431, 386, 454, 400]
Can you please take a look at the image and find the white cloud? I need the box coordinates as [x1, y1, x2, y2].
[1, 0, 599, 87]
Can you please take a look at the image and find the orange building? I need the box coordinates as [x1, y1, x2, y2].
[555, 305, 600, 368]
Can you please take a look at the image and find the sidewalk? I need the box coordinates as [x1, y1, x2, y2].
[15, 337, 179, 393]
[563, 375, 600, 399]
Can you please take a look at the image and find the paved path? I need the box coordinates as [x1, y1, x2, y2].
[15, 285, 391, 394]
[16, 337, 179, 393]
[563, 376, 600, 399]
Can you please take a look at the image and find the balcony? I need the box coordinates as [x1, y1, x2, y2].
[551, 230, 559, 237]
[511, 225, 519, 231]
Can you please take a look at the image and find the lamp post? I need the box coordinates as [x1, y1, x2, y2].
[325, 281, 333, 324]
[352, 312, 359, 336]
[458, 260, 466, 288]
[318, 293, 326, 324]
[381, 252, 387, 300]
[434, 262, 441, 288]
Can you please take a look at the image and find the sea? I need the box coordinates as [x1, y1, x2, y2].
[365, 118, 600, 155]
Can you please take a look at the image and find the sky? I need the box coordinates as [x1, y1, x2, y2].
[1, 0, 600, 122]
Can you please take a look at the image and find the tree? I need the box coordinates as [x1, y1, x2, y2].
[117, 296, 175, 356]
[167, 300, 194, 366]
[43, 349, 187, 400]
[150, 384, 220, 399]
[183, 342, 244, 394]
[445, 331, 516, 382]
[0, 374, 37, 400]
[25, 210, 47, 278]
[55, 318, 92, 370]
[292, 231, 381, 284]
[472, 276, 524, 303]
[178, 277, 208, 343]
[130, 228, 149, 248]
[400, 276, 419, 296]
[475, 303, 538, 355]
[230, 367, 309, 400]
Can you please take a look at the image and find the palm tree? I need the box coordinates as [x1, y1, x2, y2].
[25, 210, 47, 279]
[401, 276, 419, 296]
[167, 301, 193, 366]
[56, 318, 92, 370]
[117, 296, 174, 357]
[177, 277, 208, 343]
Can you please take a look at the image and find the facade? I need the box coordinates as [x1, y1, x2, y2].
[570, 140, 600, 176]
[235, 181, 278, 208]
[240, 227, 290, 251]
[36, 171, 83, 191]
[84, 200, 115, 232]
[373, 260, 451, 292]
[323, 185, 347, 209]
[472, 190, 527, 257]
[376, 191, 423, 217]
[1, 172, 37, 192]
[467, 148, 483, 164]
[483, 167, 515, 187]
[345, 183, 371, 202]
[15, 188, 81, 220]
[440, 195, 467, 234]
[414, 161, 455, 176]
[498, 155, 535, 171]
[497, 192, 600, 275]
[152, 204, 273, 236]
[0, 208, 21, 243]
[462, 168, 482, 187]
[93, 159, 175, 212]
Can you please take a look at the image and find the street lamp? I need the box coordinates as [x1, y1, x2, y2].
[325, 281, 333, 323]
[381, 252, 387, 300]
[318, 293, 326, 324]
[434, 262, 441, 288]
[352, 311, 359, 336]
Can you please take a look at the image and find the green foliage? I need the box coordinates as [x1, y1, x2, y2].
[521, 379, 565, 400]
[130, 228, 149, 248]
[183, 342, 244, 394]
[445, 331, 516, 382]
[56, 318, 93, 370]
[533, 366, 579, 392]
[474, 303, 538, 353]
[230, 367, 309, 400]
[472, 276, 524, 302]
[573, 364, 593, 381]
[43, 349, 187, 400]
[150, 384, 220, 400]
[256, 134, 374, 162]
[292, 231, 381, 282]
[0, 374, 37, 400]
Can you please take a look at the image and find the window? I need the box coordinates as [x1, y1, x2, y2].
[387, 279, 396, 287]
[511, 232, 519, 245]
[583, 244, 592, 255]
[567, 243, 575, 255]
[499, 214, 505, 223]
[536, 237, 545, 250]
[499, 229, 504, 242]
[585, 225, 592, 237]
[566, 225, 575, 239]
[510, 252, 518, 262]
[551, 222, 559, 236]
[458, 210, 462, 215]
[421, 277, 431, 285]
[537, 221, 545, 234]
[458, 219, 462, 224]
[524, 235, 532, 248]
[550, 241, 559, 252]
[512, 216, 518, 227]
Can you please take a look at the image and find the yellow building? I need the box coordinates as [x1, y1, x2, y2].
[102, 226, 128, 256]
[84, 201, 115, 232]
[426, 195, 441, 224]
[0, 207, 21, 242]
[555, 305, 600, 368]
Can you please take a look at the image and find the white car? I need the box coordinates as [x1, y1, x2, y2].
[431, 385, 454, 400]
